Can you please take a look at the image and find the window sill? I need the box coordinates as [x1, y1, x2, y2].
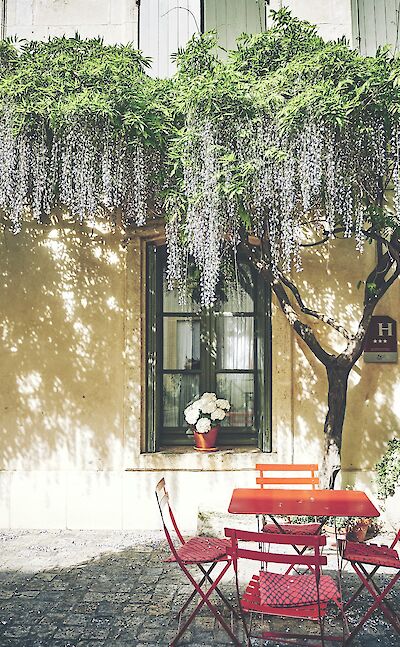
[155, 445, 260, 454]
[126, 446, 275, 472]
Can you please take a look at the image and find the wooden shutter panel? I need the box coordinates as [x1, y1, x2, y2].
[139, 0, 201, 78]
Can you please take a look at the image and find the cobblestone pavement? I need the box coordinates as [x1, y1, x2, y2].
[0, 530, 398, 646]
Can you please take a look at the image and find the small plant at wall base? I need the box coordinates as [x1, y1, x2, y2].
[375, 438, 400, 500]
[184, 393, 230, 451]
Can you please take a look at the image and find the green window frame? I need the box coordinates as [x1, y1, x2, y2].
[146, 243, 271, 452]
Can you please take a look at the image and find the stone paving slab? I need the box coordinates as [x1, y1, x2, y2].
[0, 530, 398, 646]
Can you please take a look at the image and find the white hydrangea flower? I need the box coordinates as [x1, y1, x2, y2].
[200, 392, 217, 404]
[201, 400, 217, 414]
[195, 417, 212, 434]
[215, 399, 230, 411]
[184, 405, 200, 425]
[198, 392, 217, 413]
[211, 408, 225, 421]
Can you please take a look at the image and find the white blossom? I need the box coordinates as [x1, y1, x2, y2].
[215, 399, 230, 411]
[198, 392, 217, 413]
[201, 392, 217, 401]
[184, 405, 200, 425]
[195, 417, 212, 434]
[200, 399, 217, 414]
[211, 408, 225, 421]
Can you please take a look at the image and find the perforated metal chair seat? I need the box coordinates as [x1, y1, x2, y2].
[166, 536, 230, 564]
[343, 540, 400, 569]
[259, 570, 340, 607]
[262, 522, 321, 535]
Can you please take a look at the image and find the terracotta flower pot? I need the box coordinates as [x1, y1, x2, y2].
[193, 425, 220, 452]
[350, 518, 370, 542]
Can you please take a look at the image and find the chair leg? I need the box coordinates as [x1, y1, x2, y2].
[198, 563, 240, 617]
[344, 567, 400, 645]
[173, 563, 217, 619]
[170, 560, 242, 647]
[343, 563, 380, 610]
[353, 562, 399, 619]
[173, 562, 238, 620]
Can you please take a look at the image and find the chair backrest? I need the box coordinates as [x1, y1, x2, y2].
[155, 478, 185, 554]
[256, 463, 319, 489]
[225, 527, 327, 571]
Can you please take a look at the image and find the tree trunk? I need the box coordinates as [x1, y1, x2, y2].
[320, 363, 351, 488]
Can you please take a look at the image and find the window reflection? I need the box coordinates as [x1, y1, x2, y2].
[219, 265, 254, 313]
[216, 374, 254, 427]
[163, 374, 200, 427]
[161, 252, 256, 434]
[163, 271, 196, 313]
[163, 318, 200, 369]
[216, 316, 254, 369]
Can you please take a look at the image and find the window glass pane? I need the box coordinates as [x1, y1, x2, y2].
[163, 270, 197, 313]
[163, 374, 200, 427]
[216, 374, 254, 427]
[216, 316, 254, 369]
[163, 318, 200, 369]
[220, 265, 254, 312]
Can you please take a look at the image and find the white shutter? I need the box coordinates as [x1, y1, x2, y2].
[205, 0, 266, 52]
[139, 0, 201, 78]
[353, 0, 400, 56]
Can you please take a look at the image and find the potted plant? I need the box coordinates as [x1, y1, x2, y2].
[184, 392, 230, 452]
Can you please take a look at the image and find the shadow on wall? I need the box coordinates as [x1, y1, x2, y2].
[282, 236, 399, 474]
[0, 215, 134, 472]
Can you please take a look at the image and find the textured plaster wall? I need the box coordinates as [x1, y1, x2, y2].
[5, 0, 138, 44]
[0, 222, 271, 530]
[0, 221, 399, 530]
[0, 220, 127, 528]
[290, 237, 400, 504]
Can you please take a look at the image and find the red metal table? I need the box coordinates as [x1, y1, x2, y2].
[228, 489, 381, 644]
[228, 488, 380, 520]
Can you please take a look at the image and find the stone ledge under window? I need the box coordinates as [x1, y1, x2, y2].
[125, 446, 276, 472]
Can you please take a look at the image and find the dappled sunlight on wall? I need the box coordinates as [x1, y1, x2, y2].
[291, 238, 400, 473]
[293, 342, 327, 461]
[298, 237, 371, 339]
[0, 220, 126, 472]
[343, 358, 400, 472]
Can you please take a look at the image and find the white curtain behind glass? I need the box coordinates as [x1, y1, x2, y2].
[218, 317, 253, 369]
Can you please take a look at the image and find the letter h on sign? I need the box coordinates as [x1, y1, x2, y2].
[364, 316, 398, 363]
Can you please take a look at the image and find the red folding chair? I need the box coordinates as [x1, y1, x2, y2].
[256, 463, 321, 535]
[340, 529, 400, 644]
[155, 478, 241, 646]
[225, 527, 346, 646]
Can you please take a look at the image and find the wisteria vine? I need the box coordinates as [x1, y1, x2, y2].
[0, 114, 160, 233]
[1, 11, 400, 308]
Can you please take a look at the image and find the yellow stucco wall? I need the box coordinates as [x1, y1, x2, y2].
[291, 238, 400, 484]
[0, 219, 398, 530]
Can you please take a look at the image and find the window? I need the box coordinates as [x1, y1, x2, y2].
[146, 244, 271, 451]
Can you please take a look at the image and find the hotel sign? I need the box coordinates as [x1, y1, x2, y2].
[364, 316, 397, 363]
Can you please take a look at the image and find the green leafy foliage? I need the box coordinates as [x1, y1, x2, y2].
[0, 8, 399, 269]
[375, 438, 400, 499]
[0, 34, 171, 145]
